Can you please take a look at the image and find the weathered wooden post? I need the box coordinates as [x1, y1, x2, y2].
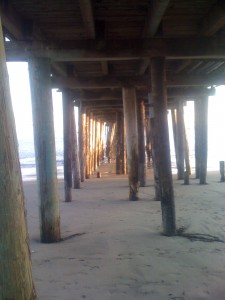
[184, 119, 191, 185]
[194, 99, 201, 179]
[220, 161, 225, 182]
[150, 57, 176, 235]
[0, 19, 36, 299]
[123, 86, 139, 201]
[62, 89, 73, 202]
[137, 99, 146, 186]
[145, 117, 152, 167]
[29, 57, 61, 242]
[89, 112, 94, 174]
[71, 104, 81, 189]
[176, 101, 185, 179]
[116, 112, 124, 174]
[198, 96, 208, 184]
[78, 105, 85, 182]
[148, 95, 160, 201]
[171, 108, 178, 168]
[86, 111, 90, 179]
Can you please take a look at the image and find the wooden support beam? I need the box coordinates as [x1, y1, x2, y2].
[137, 99, 146, 187]
[195, 100, 200, 179]
[79, 106, 86, 182]
[143, 0, 170, 37]
[138, 59, 150, 75]
[201, 0, 225, 36]
[85, 112, 90, 179]
[51, 62, 68, 77]
[78, 0, 95, 39]
[0, 19, 36, 299]
[198, 96, 208, 184]
[123, 87, 139, 201]
[62, 90, 73, 201]
[53, 74, 224, 90]
[116, 112, 125, 174]
[71, 106, 81, 189]
[0, 3, 24, 39]
[6, 37, 225, 61]
[150, 57, 176, 236]
[29, 57, 61, 241]
[101, 61, 109, 75]
[176, 101, 185, 180]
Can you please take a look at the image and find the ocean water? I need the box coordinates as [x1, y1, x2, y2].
[18, 137, 64, 181]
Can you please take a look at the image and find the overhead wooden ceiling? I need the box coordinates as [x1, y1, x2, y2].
[1, 0, 224, 119]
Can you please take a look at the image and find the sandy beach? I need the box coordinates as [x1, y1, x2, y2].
[24, 164, 225, 300]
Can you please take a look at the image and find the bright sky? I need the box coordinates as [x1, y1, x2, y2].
[6, 62, 225, 171]
[7, 62, 63, 140]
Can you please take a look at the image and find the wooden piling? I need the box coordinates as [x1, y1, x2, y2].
[71, 105, 81, 189]
[176, 101, 185, 179]
[137, 99, 146, 187]
[0, 20, 36, 299]
[29, 57, 61, 242]
[150, 57, 176, 236]
[123, 86, 139, 201]
[220, 161, 225, 182]
[194, 99, 201, 179]
[86, 112, 90, 179]
[78, 105, 85, 182]
[116, 112, 124, 174]
[198, 96, 208, 184]
[62, 90, 73, 202]
[171, 108, 178, 169]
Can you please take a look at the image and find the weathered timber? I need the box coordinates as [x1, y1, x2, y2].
[171, 108, 178, 168]
[150, 57, 176, 235]
[201, 1, 225, 36]
[79, 106, 86, 181]
[29, 57, 61, 242]
[85, 112, 90, 179]
[123, 117, 127, 175]
[149, 113, 161, 201]
[198, 96, 208, 184]
[145, 117, 152, 166]
[123, 87, 139, 201]
[71, 105, 81, 189]
[92, 117, 97, 172]
[194, 100, 201, 179]
[116, 112, 124, 174]
[176, 101, 185, 179]
[0, 18, 36, 299]
[143, 0, 170, 37]
[137, 99, 146, 187]
[52, 74, 225, 90]
[220, 161, 225, 182]
[78, 0, 95, 39]
[184, 118, 191, 176]
[6, 37, 225, 61]
[89, 113, 94, 174]
[62, 90, 73, 201]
